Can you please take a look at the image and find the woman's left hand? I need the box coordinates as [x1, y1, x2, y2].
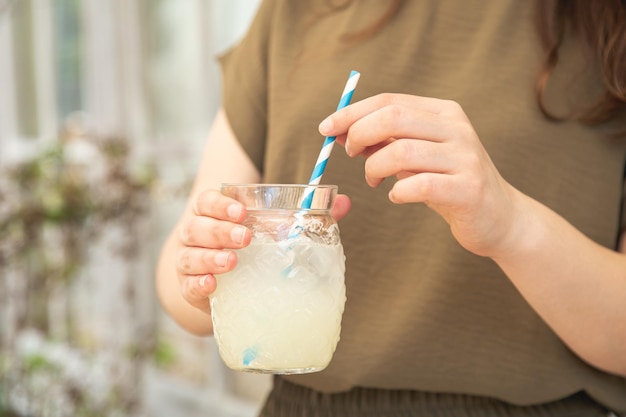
[319, 93, 626, 376]
[319, 93, 524, 259]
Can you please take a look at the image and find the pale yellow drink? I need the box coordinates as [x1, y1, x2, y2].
[210, 238, 346, 374]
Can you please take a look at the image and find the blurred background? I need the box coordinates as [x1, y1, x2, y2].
[0, 1, 273, 416]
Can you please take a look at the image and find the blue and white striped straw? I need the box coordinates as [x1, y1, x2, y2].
[300, 70, 360, 209]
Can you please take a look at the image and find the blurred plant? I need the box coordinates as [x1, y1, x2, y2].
[0, 126, 156, 333]
[153, 339, 177, 369]
[0, 123, 159, 417]
[1, 331, 138, 417]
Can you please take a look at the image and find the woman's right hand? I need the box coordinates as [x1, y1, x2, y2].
[175, 189, 351, 315]
[175, 189, 252, 315]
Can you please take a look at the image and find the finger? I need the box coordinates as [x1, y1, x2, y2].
[336, 133, 395, 159]
[179, 274, 216, 313]
[388, 173, 447, 205]
[334, 134, 347, 148]
[346, 105, 451, 157]
[319, 93, 452, 137]
[320, 95, 468, 157]
[194, 189, 246, 222]
[179, 215, 251, 249]
[364, 139, 453, 187]
[331, 194, 351, 221]
[388, 172, 466, 206]
[176, 247, 237, 276]
[347, 136, 396, 159]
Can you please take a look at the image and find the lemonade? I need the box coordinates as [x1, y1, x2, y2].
[210, 238, 346, 374]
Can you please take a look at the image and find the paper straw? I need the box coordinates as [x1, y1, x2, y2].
[300, 70, 360, 209]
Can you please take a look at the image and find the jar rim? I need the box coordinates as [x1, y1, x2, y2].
[220, 183, 338, 190]
[220, 184, 338, 211]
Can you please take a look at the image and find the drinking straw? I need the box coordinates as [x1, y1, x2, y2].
[300, 70, 361, 209]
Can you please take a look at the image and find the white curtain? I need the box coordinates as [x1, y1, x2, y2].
[1, 0, 260, 165]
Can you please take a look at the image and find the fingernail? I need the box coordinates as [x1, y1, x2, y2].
[199, 275, 208, 287]
[231, 227, 246, 245]
[215, 251, 230, 267]
[345, 140, 352, 157]
[227, 203, 242, 220]
[319, 117, 333, 135]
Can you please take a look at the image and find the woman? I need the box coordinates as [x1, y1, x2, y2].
[156, 0, 626, 415]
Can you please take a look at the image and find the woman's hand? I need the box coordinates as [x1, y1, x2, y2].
[176, 189, 251, 314]
[175, 190, 351, 315]
[319, 93, 523, 258]
[318, 94, 626, 375]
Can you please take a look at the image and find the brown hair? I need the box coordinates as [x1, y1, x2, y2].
[339, 0, 626, 126]
[536, 0, 626, 124]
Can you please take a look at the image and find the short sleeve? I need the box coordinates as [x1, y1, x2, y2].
[218, 0, 276, 174]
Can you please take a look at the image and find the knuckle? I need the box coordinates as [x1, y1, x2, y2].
[195, 189, 220, 216]
[442, 99, 464, 116]
[375, 92, 394, 106]
[388, 103, 405, 119]
[179, 219, 197, 244]
[191, 193, 202, 216]
[176, 247, 196, 274]
[456, 119, 476, 140]
[396, 139, 415, 160]
[184, 286, 204, 307]
[179, 274, 206, 304]
[381, 104, 405, 128]
[417, 174, 435, 198]
[179, 275, 194, 299]
[392, 140, 416, 170]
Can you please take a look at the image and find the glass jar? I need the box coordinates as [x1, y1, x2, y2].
[210, 184, 346, 374]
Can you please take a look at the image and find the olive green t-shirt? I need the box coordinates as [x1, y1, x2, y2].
[219, 0, 626, 412]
